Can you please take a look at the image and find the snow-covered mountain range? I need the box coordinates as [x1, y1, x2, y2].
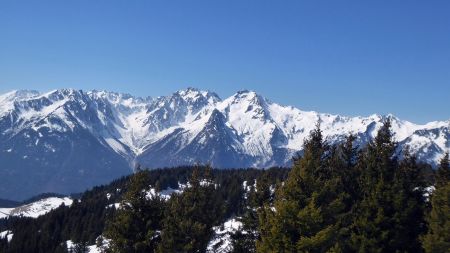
[0, 88, 448, 200]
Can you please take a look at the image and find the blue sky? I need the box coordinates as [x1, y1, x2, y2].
[0, 0, 449, 123]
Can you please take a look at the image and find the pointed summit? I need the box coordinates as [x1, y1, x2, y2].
[176, 87, 221, 104]
[232, 90, 269, 107]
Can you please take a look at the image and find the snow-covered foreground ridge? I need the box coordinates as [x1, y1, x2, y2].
[0, 88, 448, 169]
[0, 197, 73, 219]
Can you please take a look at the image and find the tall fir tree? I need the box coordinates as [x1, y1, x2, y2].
[422, 153, 450, 252]
[257, 125, 358, 252]
[436, 152, 450, 186]
[232, 170, 275, 252]
[323, 134, 360, 252]
[157, 166, 223, 253]
[394, 149, 427, 251]
[105, 170, 165, 253]
[350, 119, 426, 252]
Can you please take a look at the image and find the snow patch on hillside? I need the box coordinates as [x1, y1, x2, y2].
[0, 197, 72, 218]
[67, 237, 110, 253]
[207, 218, 243, 253]
[0, 230, 13, 242]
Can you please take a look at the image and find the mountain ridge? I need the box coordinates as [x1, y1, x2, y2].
[0, 88, 448, 200]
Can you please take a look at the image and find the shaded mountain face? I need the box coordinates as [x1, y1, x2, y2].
[0, 88, 449, 200]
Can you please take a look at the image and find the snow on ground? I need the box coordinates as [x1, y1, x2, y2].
[146, 182, 187, 201]
[207, 218, 243, 253]
[0, 208, 14, 219]
[108, 180, 214, 209]
[106, 182, 188, 210]
[158, 186, 184, 200]
[0, 197, 72, 219]
[242, 180, 256, 200]
[423, 186, 436, 201]
[0, 230, 13, 242]
[69, 236, 110, 253]
[66, 217, 243, 253]
[106, 203, 121, 209]
[67, 238, 110, 253]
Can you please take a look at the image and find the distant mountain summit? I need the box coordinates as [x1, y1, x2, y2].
[0, 88, 448, 200]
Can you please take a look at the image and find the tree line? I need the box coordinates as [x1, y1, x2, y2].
[0, 120, 448, 252]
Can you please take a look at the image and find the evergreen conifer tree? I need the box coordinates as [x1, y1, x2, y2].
[422, 153, 450, 252]
[257, 125, 358, 252]
[436, 152, 450, 186]
[350, 119, 426, 252]
[106, 170, 165, 253]
[157, 165, 223, 253]
[233, 171, 274, 252]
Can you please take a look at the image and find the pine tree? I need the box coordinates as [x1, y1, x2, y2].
[350, 119, 426, 252]
[323, 134, 360, 252]
[157, 165, 223, 253]
[422, 153, 450, 252]
[257, 125, 358, 252]
[233, 171, 274, 252]
[105, 170, 165, 253]
[394, 150, 427, 251]
[436, 152, 450, 186]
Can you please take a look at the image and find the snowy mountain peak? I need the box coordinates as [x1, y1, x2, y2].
[173, 87, 221, 107]
[0, 90, 40, 101]
[42, 88, 84, 99]
[229, 90, 270, 116]
[88, 90, 152, 104]
[233, 90, 264, 102]
[0, 90, 40, 115]
[235, 89, 252, 95]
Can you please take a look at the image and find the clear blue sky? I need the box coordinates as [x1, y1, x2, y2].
[1, 0, 449, 123]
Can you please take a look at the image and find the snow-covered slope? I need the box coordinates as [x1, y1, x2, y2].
[0, 197, 72, 219]
[207, 218, 243, 253]
[66, 237, 110, 253]
[0, 88, 448, 200]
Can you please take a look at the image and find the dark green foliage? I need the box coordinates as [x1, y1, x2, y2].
[350, 120, 427, 252]
[105, 171, 165, 253]
[258, 121, 430, 253]
[257, 125, 359, 252]
[157, 166, 224, 253]
[422, 154, 450, 252]
[0, 191, 112, 253]
[232, 169, 281, 252]
[0, 129, 445, 253]
[436, 152, 450, 186]
[0, 166, 288, 253]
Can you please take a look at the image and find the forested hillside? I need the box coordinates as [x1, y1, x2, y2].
[0, 120, 448, 253]
[0, 167, 288, 253]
